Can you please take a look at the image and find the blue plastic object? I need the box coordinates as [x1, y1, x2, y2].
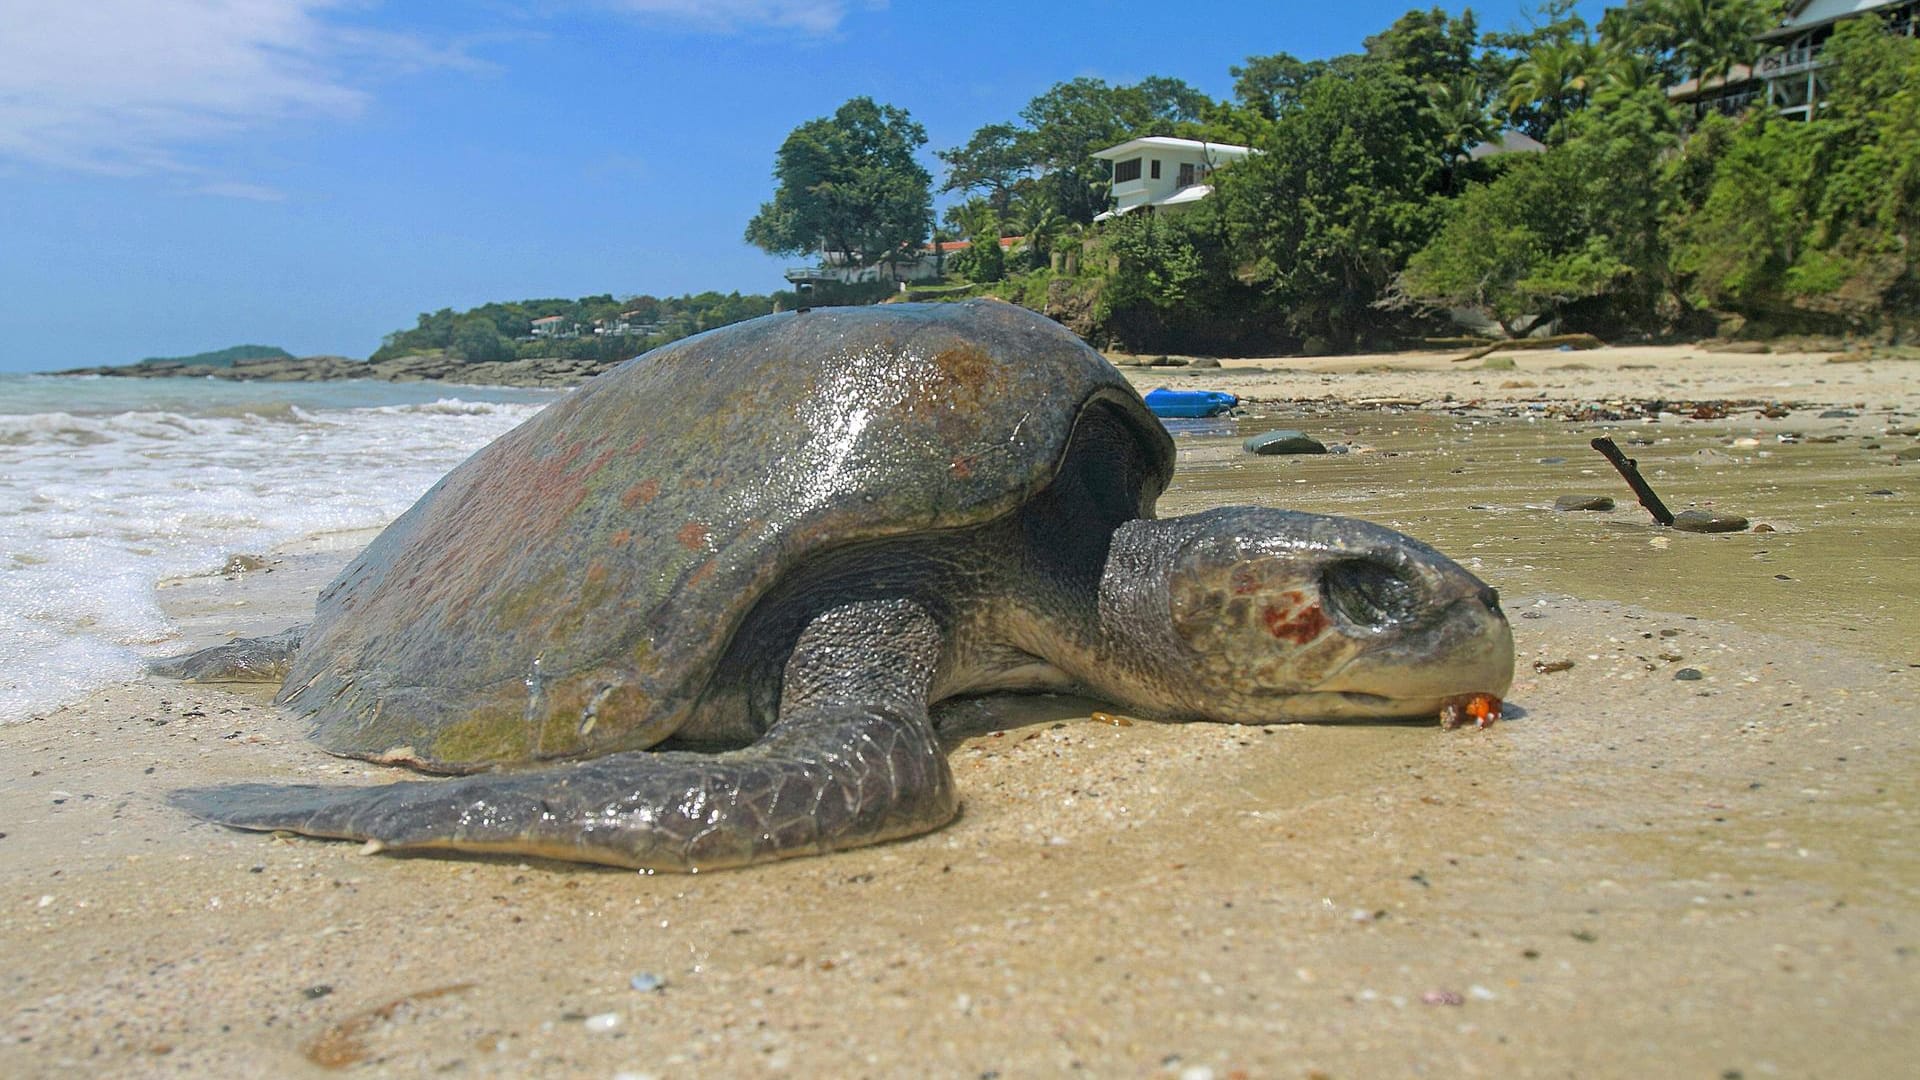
[1143, 387, 1238, 419]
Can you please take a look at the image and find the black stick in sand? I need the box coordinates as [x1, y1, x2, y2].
[1590, 437, 1674, 525]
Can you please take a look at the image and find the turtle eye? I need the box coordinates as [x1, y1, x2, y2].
[1323, 558, 1418, 630]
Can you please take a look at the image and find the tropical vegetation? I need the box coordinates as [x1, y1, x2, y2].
[138, 344, 293, 368]
[765, 0, 1913, 353]
[393, 2, 1917, 367]
[372, 291, 792, 364]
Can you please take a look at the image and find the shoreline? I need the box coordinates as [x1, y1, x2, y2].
[48, 336, 1917, 404]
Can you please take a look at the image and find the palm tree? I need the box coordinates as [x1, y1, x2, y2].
[1506, 36, 1604, 140]
[948, 198, 1001, 246]
[1606, 0, 1773, 86]
[1663, 0, 1772, 86]
[1011, 194, 1067, 271]
[1427, 74, 1497, 164]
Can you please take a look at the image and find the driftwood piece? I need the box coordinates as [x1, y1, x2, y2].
[1451, 333, 1606, 362]
[1590, 437, 1674, 525]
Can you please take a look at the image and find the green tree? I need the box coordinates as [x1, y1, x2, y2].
[952, 236, 1006, 284]
[451, 316, 514, 363]
[1218, 61, 1447, 349]
[1097, 213, 1206, 328]
[935, 122, 1029, 216]
[1600, 0, 1777, 87]
[1425, 73, 1498, 187]
[1503, 36, 1604, 142]
[1364, 7, 1482, 87]
[1014, 76, 1216, 224]
[1229, 52, 1332, 121]
[1010, 193, 1068, 271]
[1670, 18, 1920, 328]
[744, 97, 933, 266]
[1485, 0, 1595, 141]
[1402, 84, 1680, 332]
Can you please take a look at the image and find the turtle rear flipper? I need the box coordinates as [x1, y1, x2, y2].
[172, 601, 958, 871]
[148, 626, 306, 683]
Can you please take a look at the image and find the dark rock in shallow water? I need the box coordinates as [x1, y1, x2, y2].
[1554, 495, 1615, 512]
[1671, 509, 1749, 533]
[1819, 409, 1858, 419]
[1243, 430, 1328, 456]
[1189, 357, 1221, 369]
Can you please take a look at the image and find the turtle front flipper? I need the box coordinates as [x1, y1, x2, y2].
[171, 601, 958, 871]
[148, 626, 307, 683]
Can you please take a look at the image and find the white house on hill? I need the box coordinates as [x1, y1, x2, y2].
[1090, 136, 1255, 221]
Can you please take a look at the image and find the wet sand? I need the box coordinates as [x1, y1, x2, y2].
[4, 345, 1917, 1077]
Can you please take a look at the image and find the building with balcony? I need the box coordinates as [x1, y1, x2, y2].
[1089, 137, 1255, 222]
[1669, 1, 1918, 119]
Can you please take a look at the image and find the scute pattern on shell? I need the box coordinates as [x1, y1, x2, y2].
[276, 301, 1173, 770]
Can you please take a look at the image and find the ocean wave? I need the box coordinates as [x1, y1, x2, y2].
[375, 398, 503, 416]
[0, 410, 214, 446]
[0, 389, 546, 723]
[196, 400, 327, 423]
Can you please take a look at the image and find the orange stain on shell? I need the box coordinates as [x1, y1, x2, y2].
[621, 479, 660, 508]
[676, 522, 708, 550]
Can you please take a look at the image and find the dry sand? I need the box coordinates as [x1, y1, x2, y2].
[3, 344, 1917, 1077]
[1117, 341, 1920, 417]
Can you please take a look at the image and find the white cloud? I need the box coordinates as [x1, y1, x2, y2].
[0, 1, 470, 183]
[608, 1, 878, 35]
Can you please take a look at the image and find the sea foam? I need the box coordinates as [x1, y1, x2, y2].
[0, 380, 555, 723]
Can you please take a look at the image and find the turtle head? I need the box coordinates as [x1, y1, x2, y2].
[1096, 507, 1513, 723]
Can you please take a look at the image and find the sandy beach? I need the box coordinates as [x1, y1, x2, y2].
[4, 343, 1917, 1077]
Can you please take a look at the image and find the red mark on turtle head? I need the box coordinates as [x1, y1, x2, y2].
[1262, 601, 1329, 645]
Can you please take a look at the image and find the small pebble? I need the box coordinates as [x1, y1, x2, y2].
[1675, 668, 1704, 681]
[1553, 495, 1614, 512]
[1867, 488, 1894, 496]
[629, 973, 664, 993]
[1537, 456, 1567, 464]
[1533, 659, 1575, 674]
[1819, 409, 1857, 418]
[1421, 989, 1465, 1006]
[583, 1012, 621, 1033]
[1895, 447, 1920, 461]
[1671, 510, 1749, 533]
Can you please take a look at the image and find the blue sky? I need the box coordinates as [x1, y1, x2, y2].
[0, 1, 1604, 372]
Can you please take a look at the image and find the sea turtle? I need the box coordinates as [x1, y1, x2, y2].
[161, 301, 1513, 871]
